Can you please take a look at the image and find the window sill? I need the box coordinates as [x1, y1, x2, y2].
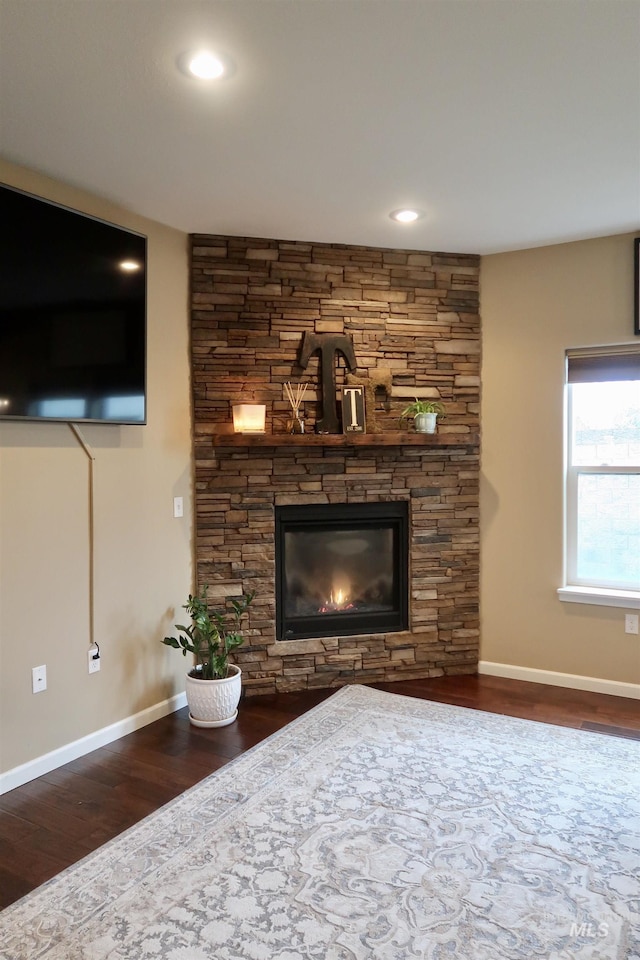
[557, 586, 640, 609]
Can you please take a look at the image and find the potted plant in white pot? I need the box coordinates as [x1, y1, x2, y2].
[162, 586, 254, 728]
[401, 398, 445, 434]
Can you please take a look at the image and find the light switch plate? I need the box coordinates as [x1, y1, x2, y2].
[32, 665, 47, 693]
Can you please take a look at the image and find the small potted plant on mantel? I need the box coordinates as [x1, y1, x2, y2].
[401, 398, 445, 434]
[162, 586, 254, 728]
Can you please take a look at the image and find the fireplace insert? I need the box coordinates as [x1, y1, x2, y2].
[275, 501, 409, 640]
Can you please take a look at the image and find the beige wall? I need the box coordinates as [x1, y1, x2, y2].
[481, 233, 639, 685]
[1, 166, 636, 780]
[0, 161, 193, 773]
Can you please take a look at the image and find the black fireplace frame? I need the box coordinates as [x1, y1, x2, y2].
[275, 501, 409, 641]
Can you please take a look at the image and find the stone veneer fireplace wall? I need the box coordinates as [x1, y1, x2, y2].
[191, 235, 480, 696]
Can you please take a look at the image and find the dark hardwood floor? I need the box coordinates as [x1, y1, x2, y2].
[1, 674, 638, 911]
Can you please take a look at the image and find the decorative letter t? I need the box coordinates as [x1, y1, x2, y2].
[298, 332, 357, 433]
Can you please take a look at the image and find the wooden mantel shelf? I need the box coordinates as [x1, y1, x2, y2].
[207, 431, 478, 448]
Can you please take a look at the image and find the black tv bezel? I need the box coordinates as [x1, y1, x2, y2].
[0, 181, 148, 426]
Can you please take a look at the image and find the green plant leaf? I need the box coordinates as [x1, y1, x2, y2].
[401, 398, 445, 417]
[161, 636, 181, 649]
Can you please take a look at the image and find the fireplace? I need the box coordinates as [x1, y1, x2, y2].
[275, 502, 409, 641]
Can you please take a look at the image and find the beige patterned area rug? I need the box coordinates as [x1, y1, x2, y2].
[1, 685, 638, 960]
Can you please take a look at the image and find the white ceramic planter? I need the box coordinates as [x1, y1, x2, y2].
[185, 664, 242, 728]
[414, 412, 437, 434]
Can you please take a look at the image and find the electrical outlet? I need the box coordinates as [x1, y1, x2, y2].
[32, 665, 47, 693]
[624, 614, 639, 635]
[173, 496, 184, 518]
[88, 644, 101, 674]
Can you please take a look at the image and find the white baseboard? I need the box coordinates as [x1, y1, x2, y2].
[479, 661, 640, 700]
[0, 691, 188, 796]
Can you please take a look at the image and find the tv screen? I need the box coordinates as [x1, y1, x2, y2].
[0, 184, 147, 424]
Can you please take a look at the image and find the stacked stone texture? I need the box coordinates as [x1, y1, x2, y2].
[191, 235, 480, 695]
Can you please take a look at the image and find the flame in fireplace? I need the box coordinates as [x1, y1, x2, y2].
[318, 582, 354, 614]
[333, 587, 347, 606]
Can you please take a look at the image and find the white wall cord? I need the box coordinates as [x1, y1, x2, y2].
[69, 423, 96, 648]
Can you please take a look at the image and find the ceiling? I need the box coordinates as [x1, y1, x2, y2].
[1, 0, 639, 255]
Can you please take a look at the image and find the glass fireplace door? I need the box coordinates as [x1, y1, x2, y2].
[275, 502, 408, 641]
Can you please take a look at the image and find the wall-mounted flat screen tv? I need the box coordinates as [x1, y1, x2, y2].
[0, 183, 147, 424]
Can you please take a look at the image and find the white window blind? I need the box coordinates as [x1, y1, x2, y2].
[564, 348, 640, 594]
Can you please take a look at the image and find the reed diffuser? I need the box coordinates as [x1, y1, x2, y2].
[284, 381, 307, 434]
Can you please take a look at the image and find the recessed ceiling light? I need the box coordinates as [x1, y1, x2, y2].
[389, 209, 424, 223]
[180, 49, 227, 80]
[119, 260, 141, 272]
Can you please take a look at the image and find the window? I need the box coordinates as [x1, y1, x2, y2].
[563, 349, 640, 603]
